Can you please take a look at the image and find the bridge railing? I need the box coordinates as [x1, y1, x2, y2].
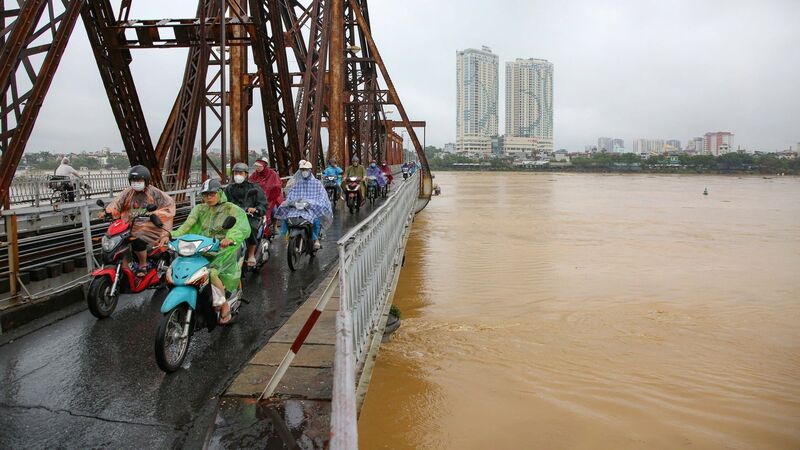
[7, 171, 202, 206]
[331, 171, 419, 448]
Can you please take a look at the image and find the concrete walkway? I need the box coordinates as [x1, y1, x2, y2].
[209, 269, 341, 449]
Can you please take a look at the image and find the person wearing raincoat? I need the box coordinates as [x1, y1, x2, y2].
[322, 158, 344, 199]
[100, 165, 175, 277]
[225, 162, 268, 268]
[171, 178, 250, 324]
[249, 158, 284, 221]
[366, 159, 387, 188]
[274, 160, 333, 250]
[379, 160, 394, 185]
[342, 155, 367, 204]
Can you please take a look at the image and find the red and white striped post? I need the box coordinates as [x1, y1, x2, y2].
[258, 273, 337, 401]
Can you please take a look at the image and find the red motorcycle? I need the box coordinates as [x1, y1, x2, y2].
[87, 200, 172, 319]
[345, 176, 362, 214]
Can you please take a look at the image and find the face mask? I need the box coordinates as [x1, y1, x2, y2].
[370, 163, 376, 168]
[301, 170, 311, 179]
[131, 181, 145, 192]
[234, 174, 246, 184]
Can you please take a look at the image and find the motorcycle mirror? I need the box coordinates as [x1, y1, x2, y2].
[146, 204, 157, 212]
[149, 214, 163, 228]
[96, 199, 105, 207]
[222, 216, 236, 230]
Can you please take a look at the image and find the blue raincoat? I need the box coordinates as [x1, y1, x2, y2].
[274, 172, 333, 232]
[366, 165, 387, 187]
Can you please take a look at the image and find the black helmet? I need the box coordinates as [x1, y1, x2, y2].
[200, 178, 222, 194]
[128, 165, 151, 185]
[232, 162, 249, 173]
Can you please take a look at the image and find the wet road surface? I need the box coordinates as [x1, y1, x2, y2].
[0, 199, 379, 448]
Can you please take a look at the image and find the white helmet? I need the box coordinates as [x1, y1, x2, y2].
[298, 160, 312, 170]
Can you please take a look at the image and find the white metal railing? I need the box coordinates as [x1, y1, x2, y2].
[7, 171, 202, 206]
[331, 171, 419, 449]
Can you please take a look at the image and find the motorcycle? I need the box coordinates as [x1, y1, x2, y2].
[87, 200, 171, 319]
[401, 166, 409, 180]
[345, 176, 362, 214]
[152, 215, 244, 373]
[323, 176, 339, 211]
[284, 200, 318, 271]
[365, 175, 380, 206]
[249, 212, 271, 272]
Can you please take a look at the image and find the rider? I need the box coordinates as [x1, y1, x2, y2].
[248, 158, 284, 226]
[366, 159, 387, 193]
[54, 157, 82, 202]
[224, 163, 268, 268]
[322, 158, 344, 200]
[379, 160, 394, 185]
[342, 155, 367, 204]
[171, 178, 250, 325]
[275, 160, 333, 250]
[99, 166, 176, 277]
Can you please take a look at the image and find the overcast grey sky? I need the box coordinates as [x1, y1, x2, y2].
[27, 0, 799, 154]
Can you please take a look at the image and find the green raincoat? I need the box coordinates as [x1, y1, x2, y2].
[171, 192, 250, 291]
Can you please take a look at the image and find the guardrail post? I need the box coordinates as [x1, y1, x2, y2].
[80, 204, 94, 272]
[5, 213, 20, 296]
[33, 181, 41, 208]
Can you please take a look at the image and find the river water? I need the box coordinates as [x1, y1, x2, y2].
[359, 172, 800, 449]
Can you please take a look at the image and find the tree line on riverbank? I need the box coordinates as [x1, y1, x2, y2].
[425, 147, 800, 175]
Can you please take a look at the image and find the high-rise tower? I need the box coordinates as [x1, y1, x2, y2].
[505, 58, 554, 152]
[456, 46, 499, 154]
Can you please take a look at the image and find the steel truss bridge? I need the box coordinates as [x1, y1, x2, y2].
[0, 0, 433, 204]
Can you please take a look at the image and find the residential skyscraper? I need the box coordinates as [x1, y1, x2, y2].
[703, 132, 734, 156]
[456, 46, 499, 154]
[665, 139, 681, 151]
[687, 137, 705, 154]
[505, 58, 554, 152]
[633, 139, 665, 155]
[598, 137, 613, 152]
[598, 137, 625, 152]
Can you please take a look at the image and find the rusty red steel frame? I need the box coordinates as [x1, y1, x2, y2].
[0, 0, 431, 204]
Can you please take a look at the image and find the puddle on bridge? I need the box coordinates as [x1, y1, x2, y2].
[208, 397, 330, 449]
[359, 172, 800, 449]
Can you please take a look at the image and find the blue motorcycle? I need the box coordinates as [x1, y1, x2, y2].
[152, 216, 244, 373]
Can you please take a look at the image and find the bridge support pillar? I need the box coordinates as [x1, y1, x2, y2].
[5, 212, 19, 296]
[80, 204, 94, 273]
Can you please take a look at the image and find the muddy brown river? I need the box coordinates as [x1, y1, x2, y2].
[359, 172, 800, 449]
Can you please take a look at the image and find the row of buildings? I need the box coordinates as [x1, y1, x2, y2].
[455, 46, 554, 155]
[593, 132, 735, 156]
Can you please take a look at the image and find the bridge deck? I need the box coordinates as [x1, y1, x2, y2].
[0, 197, 382, 448]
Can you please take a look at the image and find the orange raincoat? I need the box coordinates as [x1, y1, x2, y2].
[106, 186, 175, 245]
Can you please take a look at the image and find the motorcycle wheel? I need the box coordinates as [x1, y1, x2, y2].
[155, 304, 193, 373]
[87, 275, 118, 319]
[254, 238, 270, 267]
[287, 234, 303, 271]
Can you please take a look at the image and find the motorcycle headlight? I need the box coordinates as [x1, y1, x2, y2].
[102, 235, 123, 252]
[186, 267, 209, 286]
[177, 239, 201, 257]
